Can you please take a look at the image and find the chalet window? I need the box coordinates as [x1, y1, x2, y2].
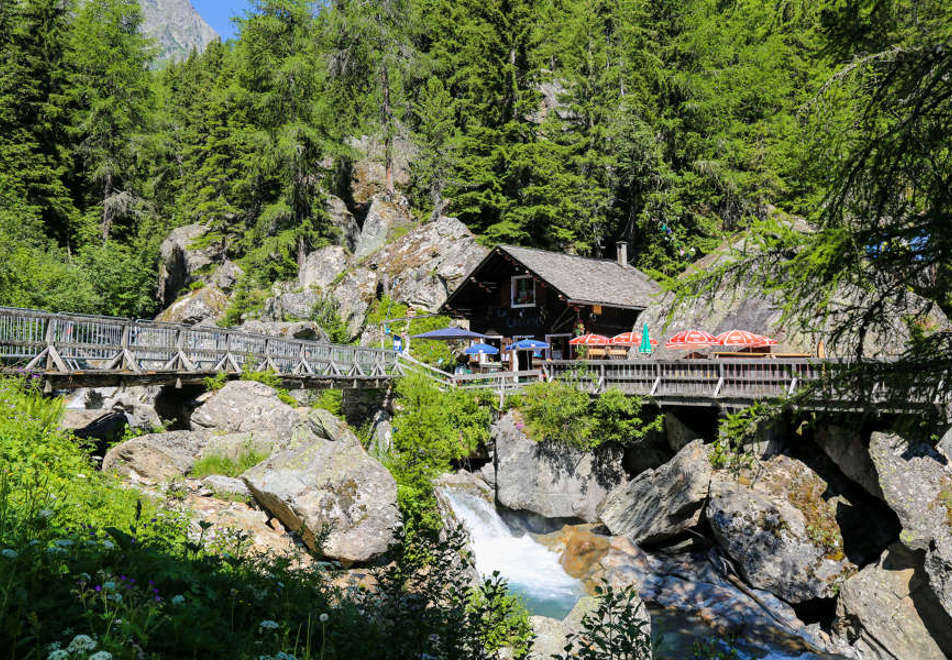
[511, 275, 535, 308]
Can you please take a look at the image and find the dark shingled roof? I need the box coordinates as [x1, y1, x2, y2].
[498, 245, 660, 309]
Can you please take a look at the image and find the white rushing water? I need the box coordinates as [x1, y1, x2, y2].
[441, 488, 584, 618]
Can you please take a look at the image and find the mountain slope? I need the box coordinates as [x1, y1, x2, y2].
[140, 0, 217, 63]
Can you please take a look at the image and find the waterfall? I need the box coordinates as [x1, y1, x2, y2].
[441, 488, 584, 618]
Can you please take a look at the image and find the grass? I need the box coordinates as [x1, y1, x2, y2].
[191, 447, 268, 479]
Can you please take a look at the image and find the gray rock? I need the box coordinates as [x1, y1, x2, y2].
[190, 381, 300, 437]
[156, 223, 221, 307]
[868, 431, 952, 619]
[814, 424, 883, 499]
[706, 455, 855, 603]
[663, 411, 704, 453]
[210, 260, 243, 292]
[938, 426, 952, 462]
[237, 319, 328, 342]
[347, 134, 416, 206]
[202, 475, 251, 498]
[598, 440, 712, 545]
[328, 268, 378, 340]
[242, 409, 400, 562]
[371, 214, 487, 311]
[367, 408, 392, 458]
[493, 412, 624, 523]
[529, 596, 605, 660]
[326, 195, 360, 251]
[263, 287, 321, 322]
[299, 245, 348, 291]
[294, 406, 360, 446]
[102, 429, 278, 484]
[154, 284, 228, 326]
[97, 386, 164, 430]
[354, 194, 413, 260]
[834, 543, 952, 659]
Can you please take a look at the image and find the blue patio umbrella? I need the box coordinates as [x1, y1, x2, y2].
[464, 342, 499, 355]
[510, 338, 549, 351]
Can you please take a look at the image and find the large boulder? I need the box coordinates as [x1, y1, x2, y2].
[102, 429, 278, 483]
[834, 543, 952, 659]
[598, 440, 712, 545]
[370, 214, 487, 311]
[262, 285, 321, 322]
[354, 194, 414, 260]
[347, 134, 416, 207]
[156, 223, 222, 307]
[237, 319, 328, 342]
[325, 194, 360, 252]
[190, 381, 300, 437]
[814, 424, 882, 499]
[242, 409, 400, 563]
[209, 260, 243, 293]
[493, 412, 625, 523]
[706, 455, 855, 603]
[299, 245, 348, 291]
[868, 431, 952, 619]
[155, 284, 228, 326]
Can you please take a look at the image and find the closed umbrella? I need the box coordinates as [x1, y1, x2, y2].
[569, 334, 610, 345]
[612, 331, 659, 347]
[665, 329, 718, 349]
[639, 323, 654, 354]
[464, 342, 499, 355]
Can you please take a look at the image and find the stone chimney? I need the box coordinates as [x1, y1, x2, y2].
[616, 241, 629, 267]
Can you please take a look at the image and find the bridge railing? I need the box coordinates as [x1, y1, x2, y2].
[0, 306, 398, 379]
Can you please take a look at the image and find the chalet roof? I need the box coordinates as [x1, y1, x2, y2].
[444, 244, 659, 310]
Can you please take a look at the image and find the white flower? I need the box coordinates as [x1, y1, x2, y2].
[46, 651, 69, 660]
[88, 653, 113, 660]
[46, 546, 66, 556]
[171, 594, 185, 605]
[76, 473, 86, 479]
[108, 593, 122, 603]
[275, 653, 298, 660]
[258, 620, 280, 631]
[54, 539, 73, 548]
[103, 581, 116, 591]
[101, 540, 115, 550]
[38, 508, 53, 519]
[66, 634, 97, 652]
[318, 613, 329, 623]
[1, 548, 17, 559]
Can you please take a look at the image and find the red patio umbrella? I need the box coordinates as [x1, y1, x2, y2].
[569, 333, 610, 345]
[715, 329, 776, 348]
[611, 332, 658, 347]
[665, 329, 718, 349]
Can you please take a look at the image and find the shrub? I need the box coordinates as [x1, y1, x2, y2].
[203, 371, 229, 391]
[311, 294, 350, 343]
[519, 381, 661, 450]
[554, 583, 651, 659]
[312, 388, 343, 416]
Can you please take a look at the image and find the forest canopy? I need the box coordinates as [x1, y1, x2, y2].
[0, 0, 946, 324]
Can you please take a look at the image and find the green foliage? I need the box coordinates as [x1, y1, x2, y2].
[519, 382, 661, 450]
[387, 374, 492, 535]
[691, 634, 742, 659]
[311, 294, 351, 343]
[553, 583, 652, 659]
[203, 371, 229, 392]
[221, 275, 269, 327]
[710, 401, 774, 472]
[312, 388, 343, 417]
[239, 367, 298, 406]
[465, 572, 534, 659]
[191, 445, 268, 479]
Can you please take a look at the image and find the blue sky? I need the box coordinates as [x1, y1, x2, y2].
[192, 1, 254, 41]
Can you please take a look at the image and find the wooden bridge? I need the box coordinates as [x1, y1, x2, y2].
[0, 307, 930, 411]
[0, 307, 400, 390]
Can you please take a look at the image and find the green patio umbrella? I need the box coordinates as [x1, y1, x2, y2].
[638, 322, 653, 354]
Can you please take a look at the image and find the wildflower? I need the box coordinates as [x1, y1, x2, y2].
[66, 634, 97, 653]
[46, 546, 66, 556]
[88, 653, 113, 660]
[1, 548, 17, 559]
[108, 593, 122, 603]
[171, 594, 185, 605]
[38, 509, 53, 519]
[319, 613, 329, 623]
[54, 539, 73, 548]
[103, 581, 116, 591]
[46, 651, 69, 660]
[258, 620, 280, 631]
[275, 653, 298, 660]
[101, 540, 115, 550]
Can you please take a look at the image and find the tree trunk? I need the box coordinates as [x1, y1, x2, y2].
[381, 63, 395, 195]
[101, 171, 113, 244]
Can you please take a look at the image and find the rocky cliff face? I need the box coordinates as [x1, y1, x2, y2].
[139, 0, 218, 64]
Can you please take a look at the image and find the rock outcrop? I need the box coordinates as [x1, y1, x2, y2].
[706, 455, 855, 603]
[325, 195, 360, 252]
[155, 284, 228, 326]
[330, 269, 378, 339]
[237, 319, 328, 342]
[598, 440, 712, 545]
[299, 245, 348, 291]
[156, 223, 220, 307]
[354, 195, 413, 260]
[242, 408, 400, 563]
[347, 134, 416, 207]
[492, 412, 624, 523]
[190, 381, 300, 437]
[868, 431, 952, 619]
[834, 543, 952, 659]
